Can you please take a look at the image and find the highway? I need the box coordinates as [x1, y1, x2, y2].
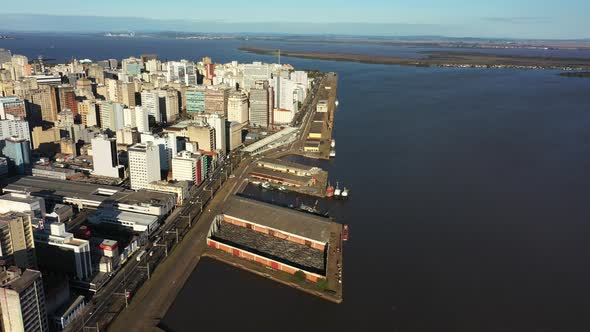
[66, 154, 241, 331]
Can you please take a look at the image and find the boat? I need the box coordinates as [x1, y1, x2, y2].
[278, 186, 287, 192]
[299, 200, 320, 214]
[261, 182, 271, 189]
[331, 139, 336, 148]
[342, 224, 349, 241]
[342, 187, 349, 199]
[329, 149, 336, 158]
[335, 100, 340, 107]
[334, 182, 342, 197]
[326, 183, 335, 198]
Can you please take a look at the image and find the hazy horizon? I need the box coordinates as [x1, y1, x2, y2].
[0, 7, 588, 40]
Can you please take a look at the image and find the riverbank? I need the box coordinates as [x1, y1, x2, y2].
[239, 47, 590, 70]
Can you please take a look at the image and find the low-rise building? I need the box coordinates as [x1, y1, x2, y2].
[88, 209, 159, 234]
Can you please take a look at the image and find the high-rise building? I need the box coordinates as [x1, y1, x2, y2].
[166, 60, 197, 86]
[78, 100, 98, 127]
[162, 88, 180, 123]
[0, 96, 26, 120]
[55, 85, 78, 116]
[118, 81, 136, 107]
[0, 119, 31, 142]
[91, 135, 124, 178]
[116, 127, 140, 146]
[26, 86, 58, 124]
[133, 106, 149, 133]
[249, 80, 272, 128]
[34, 223, 93, 281]
[99, 101, 124, 131]
[129, 142, 161, 190]
[226, 121, 244, 152]
[171, 151, 202, 184]
[186, 87, 206, 114]
[187, 125, 216, 152]
[122, 57, 142, 76]
[0, 267, 48, 332]
[243, 62, 272, 90]
[205, 86, 230, 115]
[140, 133, 177, 171]
[0, 157, 7, 176]
[0, 49, 12, 65]
[10, 55, 30, 80]
[0, 212, 37, 269]
[1, 137, 31, 175]
[206, 112, 226, 154]
[227, 90, 249, 124]
[0, 192, 46, 219]
[272, 75, 298, 113]
[140, 90, 163, 123]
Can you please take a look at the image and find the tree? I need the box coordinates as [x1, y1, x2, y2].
[293, 270, 306, 283]
[316, 278, 329, 291]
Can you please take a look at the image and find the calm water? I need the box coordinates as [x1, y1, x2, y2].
[5, 35, 590, 332]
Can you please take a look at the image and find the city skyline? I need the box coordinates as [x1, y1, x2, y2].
[0, 0, 589, 39]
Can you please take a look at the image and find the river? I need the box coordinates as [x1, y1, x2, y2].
[4, 34, 590, 332]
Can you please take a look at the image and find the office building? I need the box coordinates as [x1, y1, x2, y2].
[0, 267, 48, 332]
[140, 90, 162, 123]
[0, 49, 11, 65]
[0, 212, 37, 269]
[91, 135, 124, 178]
[205, 86, 230, 115]
[129, 142, 161, 190]
[78, 100, 98, 127]
[55, 85, 78, 116]
[186, 87, 206, 114]
[0, 96, 26, 120]
[133, 106, 149, 133]
[171, 151, 202, 184]
[162, 88, 180, 123]
[25, 86, 59, 124]
[140, 132, 177, 171]
[227, 90, 249, 124]
[31, 126, 59, 150]
[243, 62, 272, 90]
[227, 121, 244, 152]
[187, 125, 215, 152]
[0, 119, 30, 142]
[166, 60, 197, 86]
[116, 127, 140, 145]
[0, 192, 46, 219]
[249, 80, 272, 128]
[2, 137, 31, 175]
[206, 112, 226, 154]
[99, 101, 124, 131]
[34, 223, 93, 280]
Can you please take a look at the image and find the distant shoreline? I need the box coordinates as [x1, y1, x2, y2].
[239, 47, 590, 71]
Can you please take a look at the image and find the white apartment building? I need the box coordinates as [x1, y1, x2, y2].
[128, 142, 161, 190]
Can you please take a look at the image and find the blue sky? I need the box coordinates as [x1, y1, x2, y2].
[1, 0, 589, 39]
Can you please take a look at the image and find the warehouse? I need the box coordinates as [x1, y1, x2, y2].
[207, 196, 340, 282]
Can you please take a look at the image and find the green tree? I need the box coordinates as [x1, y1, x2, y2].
[293, 270, 306, 283]
[316, 278, 329, 291]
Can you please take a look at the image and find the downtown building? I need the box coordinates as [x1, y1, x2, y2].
[128, 142, 162, 190]
[0, 267, 49, 332]
[91, 135, 124, 178]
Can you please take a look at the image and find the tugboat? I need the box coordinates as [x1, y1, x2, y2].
[334, 182, 342, 198]
[342, 224, 349, 241]
[326, 182, 335, 198]
[342, 187, 349, 199]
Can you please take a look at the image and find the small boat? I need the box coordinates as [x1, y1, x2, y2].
[278, 186, 287, 192]
[326, 182, 335, 198]
[342, 187, 349, 199]
[342, 224, 349, 241]
[334, 182, 342, 197]
[330, 139, 336, 148]
[261, 182, 271, 189]
[335, 100, 340, 107]
[329, 149, 336, 158]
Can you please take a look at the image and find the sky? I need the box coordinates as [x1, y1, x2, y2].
[0, 0, 589, 39]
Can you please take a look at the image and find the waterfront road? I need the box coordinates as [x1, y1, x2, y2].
[107, 156, 251, 332]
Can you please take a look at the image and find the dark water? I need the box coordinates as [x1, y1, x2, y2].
[6, 35, 590, 332]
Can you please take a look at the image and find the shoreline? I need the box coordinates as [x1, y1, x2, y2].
[239, 47, 590, 71]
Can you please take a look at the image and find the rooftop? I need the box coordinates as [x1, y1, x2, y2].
[257, 157, 315, 172]
[0, 268, 41, 293]
[222, 196, 336, 243]
[89, 209, 158, 227]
